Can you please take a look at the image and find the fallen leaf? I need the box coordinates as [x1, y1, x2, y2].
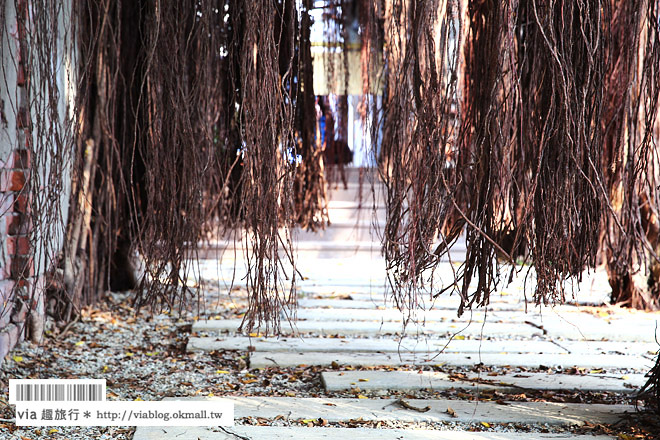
[481, 422, 491, 428]
[216, 370, 230, 374]
[454, 335, 466, 340]
[357, 394, 368, 399]
[396, 399, 431, 412]
[12, 355, 23, 363]
[359, 378, 369, 382]
[447, 406, 457, 417]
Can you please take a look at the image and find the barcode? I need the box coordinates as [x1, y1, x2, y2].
[9, 380, 106, 403]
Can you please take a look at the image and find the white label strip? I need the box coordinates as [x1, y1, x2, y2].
[9, 380, 106, 404]
[14, 400, 234, 426]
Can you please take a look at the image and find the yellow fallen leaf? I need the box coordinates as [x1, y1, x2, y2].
[145, 351, 158, 356]
[12, 355, 23, 363]
[216, 370, 230, 374]
[249, 332, 260, 337]
[125, 352, 134, 357]
[285, 391, 296, 397]
[481, 421, 491, 428]
[357, 394, 368, 399]
[49, 428, 59, 434]
[245, 373, 256, 378]
[621, 375, 629, 380]
[359, 378, 369, 382]
[454, 335, 466, 340]
[75, 341, 85, 346]
[134, 397, 143, 401]
[102, 365, 109, 373]
[590, 369, 604, 374]
[301, 418, 315, 424]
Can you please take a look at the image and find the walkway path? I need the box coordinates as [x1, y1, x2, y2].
[135, 169, 658, 439]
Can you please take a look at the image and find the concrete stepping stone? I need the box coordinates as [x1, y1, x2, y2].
[224, 396, 633, 426]
[296, 298, 525, 311]
[193, 318, 539, 338]
[289, 307, 614, 328]
[248, 351, 650, 370]
[527, 320, 659, 343]
[558, 340, 658, 356]
[133, 425, 618, 440]
[189, 336, 657, 360]
[187, 336, 565, 355]
[321, 370, 646, 393]
[195, 315, 660, 342]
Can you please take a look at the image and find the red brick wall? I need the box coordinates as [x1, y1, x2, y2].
[0, 0, 38, 362]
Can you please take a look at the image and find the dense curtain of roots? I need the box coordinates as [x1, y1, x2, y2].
[369, 0, 660, 317]
[35, 0, 326, 331]
[378, 0, 459, 313]
[367, 0, 660, 410]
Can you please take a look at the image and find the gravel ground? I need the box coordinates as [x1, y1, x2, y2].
[0, 285, 657, 439]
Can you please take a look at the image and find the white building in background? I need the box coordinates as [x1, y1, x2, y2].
[309, 6, 381, 168]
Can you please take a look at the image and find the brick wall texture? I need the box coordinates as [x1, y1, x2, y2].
[0, 0, 39, 364]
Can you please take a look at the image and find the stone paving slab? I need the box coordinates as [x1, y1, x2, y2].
[527, 320, 658, 343]
[558, 340, 658, 356]
[249, 351, 650, 370]
[224, 396, 633, 426]
[194, 313, 657, 342]
[133, 425, 617, 440]
[193, 318, 538, 338]
[296, 298, 526, 311]
[290, 307, 615, 327]
[187, 336, 565, 355]
[291, 306, 660, 337]
[189, 335, 658, 358]
[320, 370, 646, 393]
